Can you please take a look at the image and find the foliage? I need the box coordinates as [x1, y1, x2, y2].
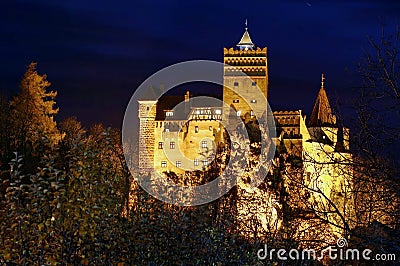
[10, 62, 60, 157]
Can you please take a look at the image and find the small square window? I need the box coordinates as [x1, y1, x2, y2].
[161, 161, 167, 168]
[201, 140, 207, 148]
[209, 126, 212, 131]
[252, 81, 257, 86]
[215, 109, 222, 114]
[176, 161, 182, 168]
[202, 160, 208, 166]
[158, 142, 163, 149]
[250, 99, 257, 103]
[170, 142, 175, 149]
[166, 111, 174, 117]
[194, 159, 199, 166]
[237, 111, 241, 116]
[234, 82, 239, 86]
[146, 106, 150, 111]
[233, 99, 239, 103]
[195, 126, 199, 133]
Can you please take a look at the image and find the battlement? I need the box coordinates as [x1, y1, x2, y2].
[273, 110, 302, 115]
[223, 47, 267, 77]
[223, 47, 267, 57]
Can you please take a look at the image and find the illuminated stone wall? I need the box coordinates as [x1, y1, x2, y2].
[223, 47, 268, 122]
[153, 119, 225, 174]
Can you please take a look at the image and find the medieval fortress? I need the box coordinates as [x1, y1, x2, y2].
[137, 24, 353, 238]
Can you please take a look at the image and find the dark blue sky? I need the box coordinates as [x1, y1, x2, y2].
[1, 0, 399, 127]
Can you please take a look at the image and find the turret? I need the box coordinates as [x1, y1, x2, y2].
[138, 100, 157, 173]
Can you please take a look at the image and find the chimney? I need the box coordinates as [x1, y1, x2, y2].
[185, 91, 190, 102]
[184, 91, 190, 115]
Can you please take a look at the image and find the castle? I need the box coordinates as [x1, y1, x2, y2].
[138, 25, 353, 236]
[138, 23, 350, 171]
[138, 25, 353, 240]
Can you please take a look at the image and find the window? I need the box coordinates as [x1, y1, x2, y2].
[209, 126, 212, 131]
[158, 142, 163, 149]
[250, 99, 257, 103]
[195, 126, 199, 133]
[166, 111, 174, 117]
[237, 110, 241, 116]
[176, 161, 182, 168]
[234, 82, 239, 86]
[161, 161, 167, 168]
[165, 128, 169, 132]
[250, 110, 254, 117]
[146, 106, 150, 111]
[215, 109, 222, 114]
[202, 160, 208, 166]
[252, 81, 257, 86]
[233, 99, 239, 103]
[194, 159, 199, 166]
[201, 140, 207, 148]
[170, 141, 175, 149]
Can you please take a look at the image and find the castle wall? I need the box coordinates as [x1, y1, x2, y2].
[302, 135, 354, 237]
[153, 119, 224, 174]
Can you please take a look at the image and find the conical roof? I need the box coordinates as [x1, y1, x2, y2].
[309, 74, 336, 127]
[237, 20, 255, 50]
[237, 29, 254, 47]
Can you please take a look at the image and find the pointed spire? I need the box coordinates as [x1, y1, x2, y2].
[309, 74, 337, 127]
[237, 19, 255, 50]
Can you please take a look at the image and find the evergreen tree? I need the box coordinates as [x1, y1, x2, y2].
[10, 62, 60, 155]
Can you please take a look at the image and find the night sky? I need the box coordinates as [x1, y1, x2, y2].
[1, 0, 399, 128]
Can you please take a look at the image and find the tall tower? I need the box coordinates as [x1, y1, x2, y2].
[138, 100, 157, 173]
[223, 21, 268, 121]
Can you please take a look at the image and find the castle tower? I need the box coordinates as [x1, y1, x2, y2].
[223, 21, 268, 121]
[138, 100, 157, 173]
[302, 75, 354, 237]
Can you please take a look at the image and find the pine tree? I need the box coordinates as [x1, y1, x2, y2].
[10, 62, 60, 154]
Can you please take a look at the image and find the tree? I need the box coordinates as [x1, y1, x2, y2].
[10, 62, 60, 156]
[0, 92, 11, 168]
